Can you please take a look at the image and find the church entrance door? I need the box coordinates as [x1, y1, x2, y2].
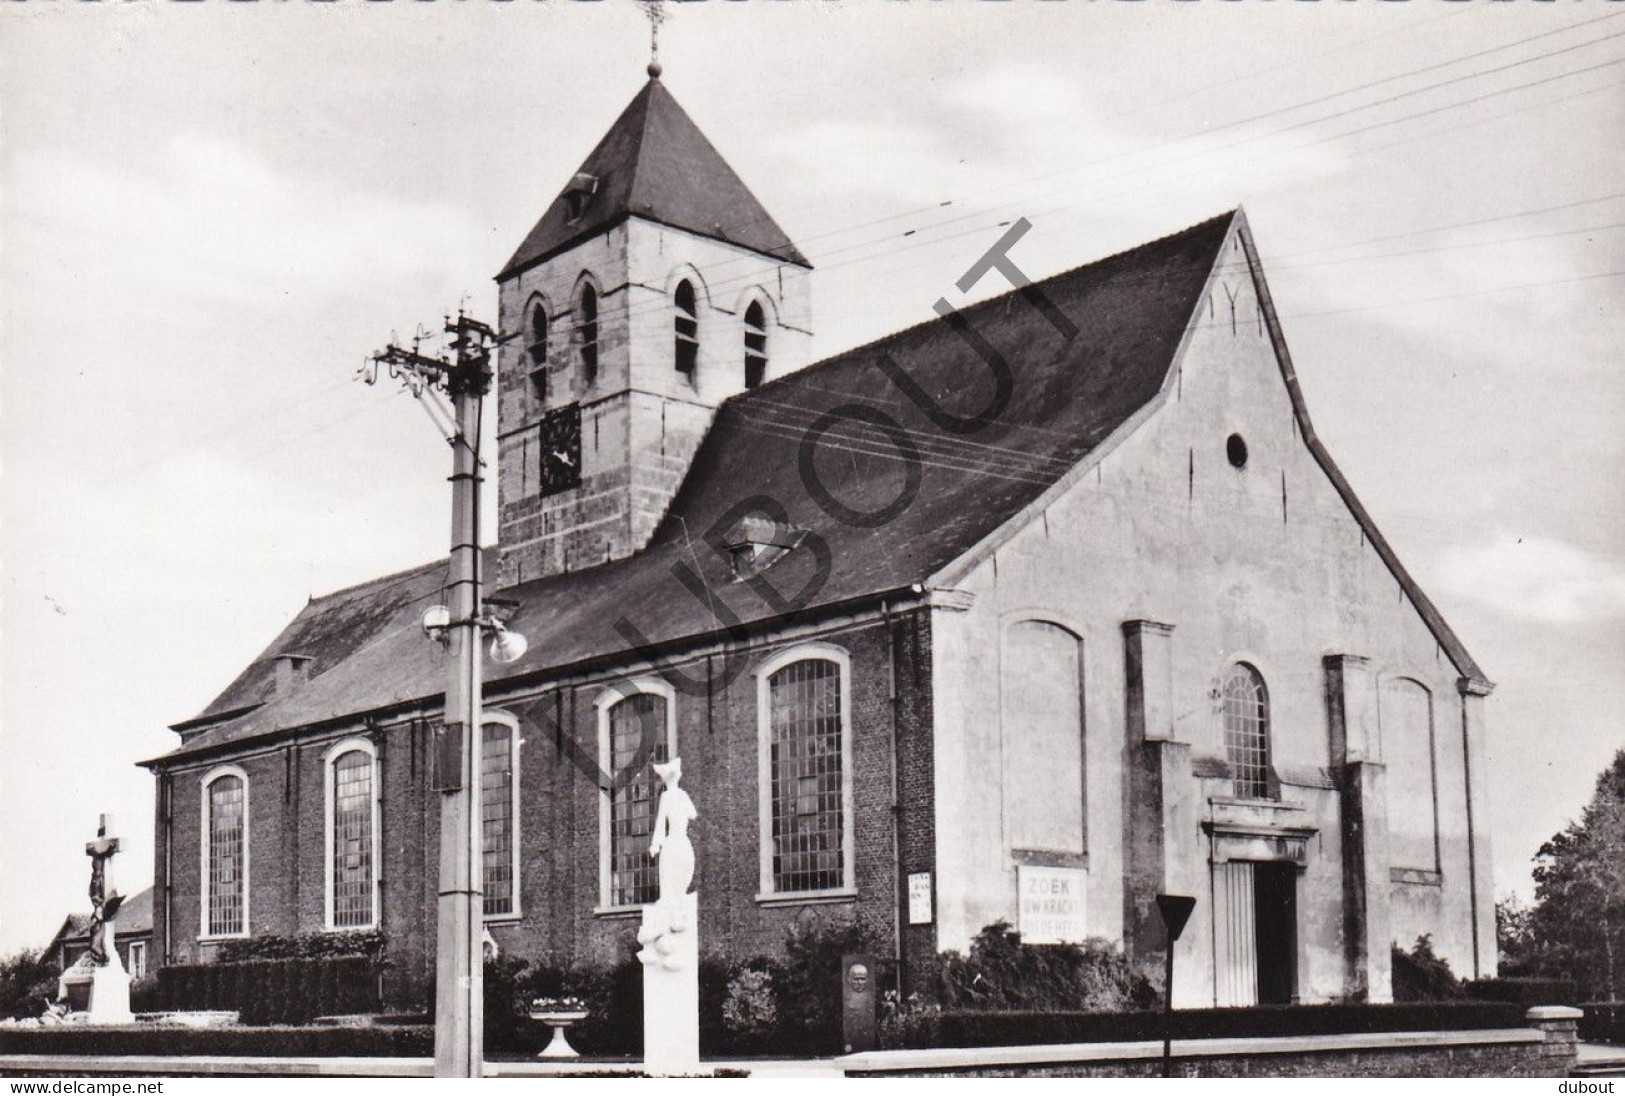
[1252, 862, 1297, 1005]
[1213, 860, 1299, 1006]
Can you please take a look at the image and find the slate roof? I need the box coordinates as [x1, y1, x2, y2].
[151, 209, 1485, 766]
[498, 78, 809, 280]
[44, 887, 153, 960]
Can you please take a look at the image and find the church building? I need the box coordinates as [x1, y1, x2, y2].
[141, 72, 1498, 1011]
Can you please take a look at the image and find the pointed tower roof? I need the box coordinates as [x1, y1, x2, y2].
[498, 78, 810, 280]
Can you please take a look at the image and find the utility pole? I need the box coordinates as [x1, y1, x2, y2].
[366, 312, 496, 1079]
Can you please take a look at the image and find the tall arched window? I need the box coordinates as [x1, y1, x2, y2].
[674, 280, 698, 383]
[758, 646, 853, 896]
[481, 716, 521, 917]
[577, 283, 599, 386]
[1221, 664, 1273, 800]
[325, 741, 379, 930]
[743, 300, 768, 389]
[527, 302, 548, 403]
[201, 766, 248, 937]
[1002, 620, 1085, 855]
[598, 685, 674, 909]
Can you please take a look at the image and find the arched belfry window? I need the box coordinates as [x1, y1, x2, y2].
[578, 283, 599, 386]
[674, 280, 699, 384]
[527, 302, 548, 403]
[744, 300, 768, 389]
[201, 766, 249, 938]
[1221, 664, 1273, 800]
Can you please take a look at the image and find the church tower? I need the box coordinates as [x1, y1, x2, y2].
[493, 74, 813, 587]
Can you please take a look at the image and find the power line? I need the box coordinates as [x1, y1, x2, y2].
[164, 33, 1624, 479]
[596, 46, 1625, 333]
[577, 14, 1625, 325]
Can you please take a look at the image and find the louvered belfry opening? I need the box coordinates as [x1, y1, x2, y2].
[744, 299, 767, 388]
[674, 279, 699, 384]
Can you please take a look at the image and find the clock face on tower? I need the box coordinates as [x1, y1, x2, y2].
[536, 403, 582, 497]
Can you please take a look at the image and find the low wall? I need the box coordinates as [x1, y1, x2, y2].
[839, 1007, 1584, 1079]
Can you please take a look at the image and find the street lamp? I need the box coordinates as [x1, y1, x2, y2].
[422, 604, 529, 665]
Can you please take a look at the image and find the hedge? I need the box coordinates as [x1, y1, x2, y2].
[882, 1002, 1527, 1050]
[1464, 978, 1578, 1006]
[214, 931, 384, 963]
[152, 956, 381, 1024]
[0, 1024, 431, 1058]
[1581, 1002, 1625, 1045]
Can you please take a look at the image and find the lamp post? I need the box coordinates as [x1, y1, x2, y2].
[365, 313, 526, 1079]
[1155, 894, 1196, 1079]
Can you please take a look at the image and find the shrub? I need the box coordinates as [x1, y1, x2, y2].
[879, 1002, 1526, 1050]
[1581, 1001, 1625, 1044]
[722, 966, 777, 1041]
[773, 915, 887, 1056]
[0, 949, 60, 1020]
[483, 949, 645, 1058]
[879, 990, 942, 1050]
[1391, 935, 1463, 1002]
[129, 974, 161, 1014]
[938, 921, 1157, 1013]
[0, 1023, 432, 1057]
[153, 956, 381, 1024]
[1463, 977, 1578, 1006]
[482, 954, 531, 1054]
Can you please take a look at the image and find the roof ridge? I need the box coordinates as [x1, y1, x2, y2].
[620, 79, 660, 216]
[304, 555, 449, 606]
[724, 209, 1238, 409]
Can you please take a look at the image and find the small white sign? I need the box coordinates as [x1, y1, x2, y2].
[907, 871, 933, 925]
[1018, 864, 1088, 945]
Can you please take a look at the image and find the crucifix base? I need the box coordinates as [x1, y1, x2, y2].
[86, 962, 134, 1025]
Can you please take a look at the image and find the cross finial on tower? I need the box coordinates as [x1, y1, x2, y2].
[638, 0, 668, 79]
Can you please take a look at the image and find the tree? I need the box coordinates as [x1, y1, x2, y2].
[1525, 749, 1625, 1000]
[0, 947, 59, 1020]
[1495, 894, 1537, 974]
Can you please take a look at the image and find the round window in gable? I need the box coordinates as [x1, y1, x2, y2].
[1227, 433, 1249, 469]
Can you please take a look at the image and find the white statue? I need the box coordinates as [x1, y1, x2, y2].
[636, 757, 701, 1072]
[637, 758, 698, 965]
[649, 760, 697, 901]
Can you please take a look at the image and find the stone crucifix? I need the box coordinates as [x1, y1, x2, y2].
[84, 813, 125, 967]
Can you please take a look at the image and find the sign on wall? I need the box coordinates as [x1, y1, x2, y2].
[1017, 864, 1088, 945]
[907, 872, 933, 925]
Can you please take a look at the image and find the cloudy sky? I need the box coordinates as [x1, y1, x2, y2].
[1, 0, 1621, 955]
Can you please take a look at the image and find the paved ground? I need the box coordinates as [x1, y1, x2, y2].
[1578, 1043, 1625, 1063]
[0, 1055, 834, 1078]
[5, 1041, 1620, 1079]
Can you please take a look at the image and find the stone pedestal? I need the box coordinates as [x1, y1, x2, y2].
[639, 891, 699, 1075]
[59, 934, 134, 1024]
[87, 962, 134, 1024]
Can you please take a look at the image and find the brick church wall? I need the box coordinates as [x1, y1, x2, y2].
[150, 607, 938, 1008]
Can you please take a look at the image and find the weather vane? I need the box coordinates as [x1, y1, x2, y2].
[638, 0, 669, 79]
